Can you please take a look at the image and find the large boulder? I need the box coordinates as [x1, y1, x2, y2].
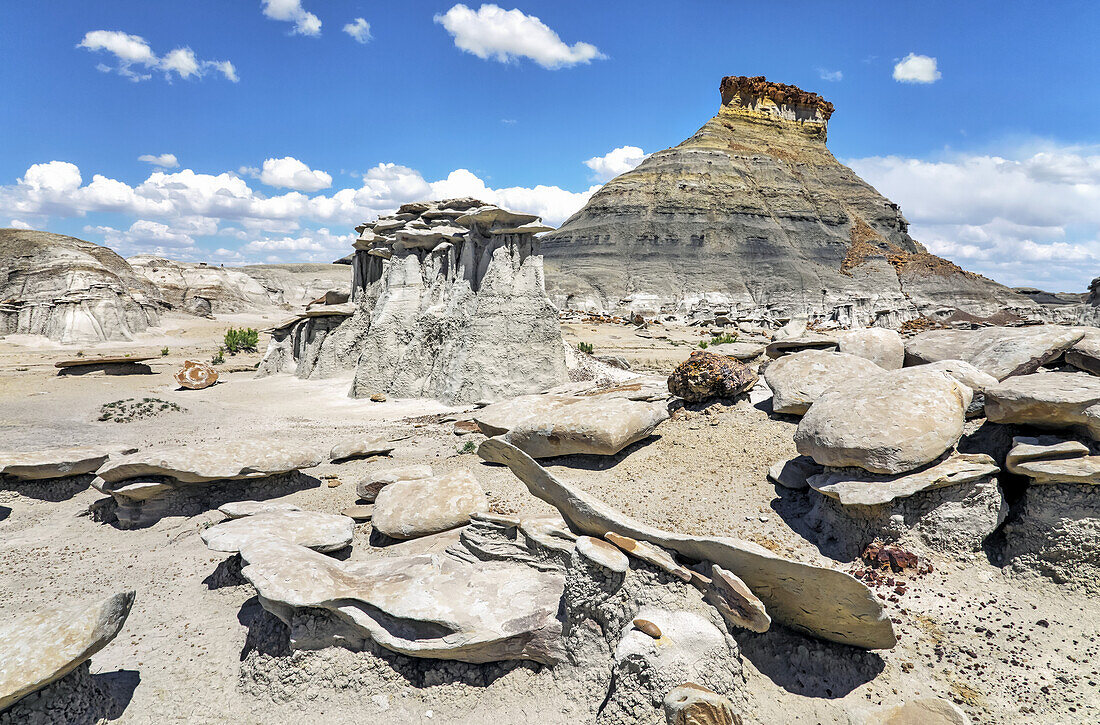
[838, 328, 904, 370]
[904, 325, 1084, 380]
[985, 372, 1100, 439]
[200, 510, 355, 553]
[475, 394, 669, 457]
[0, 229, 164, 343]
[371, 469, 487, 540]
[795, 369, 971, 474]
[0, 591, 134, 712]
[238, 536, 565, 663]
[763, 350, 883, 415]
[356, 464, 433, 502]
[668, 351, 759, 403]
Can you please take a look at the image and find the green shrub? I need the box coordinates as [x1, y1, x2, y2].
[458, 440, 477, 454]
[578, 341, 594, 355]
[710, 332, 738, 345]
[160, 347, 169, 356]
[697, 340, 708, 349]
[211, 347, 226, 365]
[223, 327, 259, 354]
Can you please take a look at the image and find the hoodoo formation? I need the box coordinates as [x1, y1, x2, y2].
[542, 75, 1038, 325]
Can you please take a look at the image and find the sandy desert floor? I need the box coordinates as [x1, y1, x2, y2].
[0, 313, 1097, 724]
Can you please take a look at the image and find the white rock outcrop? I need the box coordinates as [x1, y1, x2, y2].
[1, 230, 164, 343]
[258, 199, 570, 405]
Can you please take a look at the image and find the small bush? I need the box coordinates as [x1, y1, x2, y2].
[211, 347, 225, 365]
[578, 341, 594, 355]
[458, 440, 477, 455]
[160, 347, 169, 356]
[223, 327, 259, 354]
[75, 350, 84, 357]
[710, 333, 738, 345]
[697, 340, 708, 349]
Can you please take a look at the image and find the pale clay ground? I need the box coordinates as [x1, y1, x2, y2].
[0, 312, 1097, 724]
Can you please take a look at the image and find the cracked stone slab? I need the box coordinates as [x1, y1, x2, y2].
[201, 510, 355, 553]
[95, 440, 322, 484]
[807, 453, 1000, 506]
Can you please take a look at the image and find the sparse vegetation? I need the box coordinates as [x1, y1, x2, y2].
[458, 440, 477, 454]
[211, 347, 226, 365]
[710, 332, 738, 345]
[578, 341, 594, 355]
[75, 350, 84, 357]
[223, 327, 259, 354]
[160, 347, 169, 356]
[697, 340, 709, 349]
[98, 397, 183, 423]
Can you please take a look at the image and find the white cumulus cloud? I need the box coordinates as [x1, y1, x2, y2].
[138, 153, 179, 168]
[848, 143, 1100, 290]
[262, 0, 321, 37]
[893, 53, 941, 84]
[584, 146, 649, 183]
[817, 68, 843, 82]
[434, 4, 605, 69]
[258, 157, 333, 192]
[8, 219, 32, 230]
[77, 30, 238, 82]
[343, 18, 371, 44]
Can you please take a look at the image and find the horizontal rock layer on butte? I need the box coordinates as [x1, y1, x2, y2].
[540, 76, 1037, 325]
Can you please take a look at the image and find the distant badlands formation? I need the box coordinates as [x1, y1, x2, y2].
[2, 74, 1098, 367]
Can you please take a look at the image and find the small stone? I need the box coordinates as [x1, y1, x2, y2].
[327, 478, 342, 488]
[370, 393, 387, 402]
[341, 504, 374, 521]
[605, 531, 692, 581]
[576, 535, 630, 573]
[453, 420, 480, 435]
[633, 618, 662, 638]
[704, 565, 771, 633]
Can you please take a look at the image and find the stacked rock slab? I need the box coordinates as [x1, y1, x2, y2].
[0, 229, 165, 343]
[257, 198, 570, 404]
[540, 76, 1037, 325]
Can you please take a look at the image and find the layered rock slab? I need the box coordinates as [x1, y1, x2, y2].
[478, 437, 895, 649]
[475, 393, 669, 457]
[201, 510, 354, 553]
[238, 536, 565, 663]
[0, 447, 111, 481]
[95, 440, 322, 484]
[0, 591, 134, 712]
[904, 325, 1084, 380]
[985, 372, 1100, 439]
[795, 369, 970, 474]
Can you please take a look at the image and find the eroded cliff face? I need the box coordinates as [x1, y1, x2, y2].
[0, 229, 165, 343]
[258, 200, 569, 405]
[542, 76, 1038, 326]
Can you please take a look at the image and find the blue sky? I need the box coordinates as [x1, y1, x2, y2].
[1, 1, 1099, 291]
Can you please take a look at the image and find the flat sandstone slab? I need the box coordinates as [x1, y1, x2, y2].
[95, 440, 322, 484]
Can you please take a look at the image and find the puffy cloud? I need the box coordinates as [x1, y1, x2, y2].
[848, 144, 1100, 289]
[77, 30, 237, 82]
[343, 18, 371, 44]
[0, 157, 602, 262]
[262, 0, 322, 37]
[434, 4, 605, 69]
[138, 153, 179, 168]
[258, 157, 333, 192]
[8, 219, 32, 230]
[583, 146, 649, 183]
[893, 53, 941, 84]
[817, 68, 843, 82]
